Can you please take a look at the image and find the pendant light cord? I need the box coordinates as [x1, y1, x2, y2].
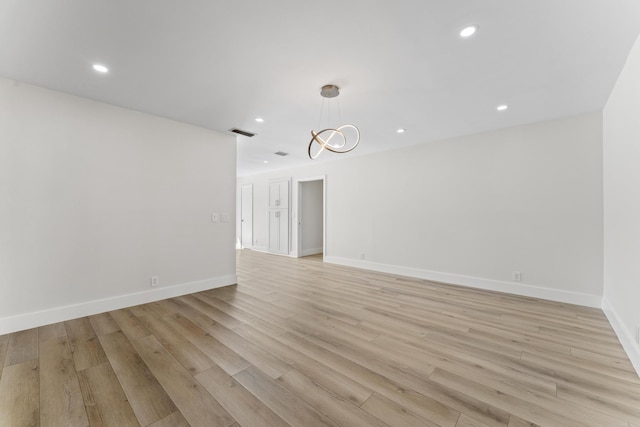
[317, 95, 343, 130]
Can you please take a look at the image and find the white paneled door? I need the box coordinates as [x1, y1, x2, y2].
[240, 184, 253, 248]
[268, 179, 289, 254]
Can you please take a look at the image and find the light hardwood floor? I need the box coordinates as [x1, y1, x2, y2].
[1, 249, 639, 426]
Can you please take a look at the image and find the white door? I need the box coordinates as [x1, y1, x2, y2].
[268, 179, 289, 255]
[269, 180, 289, 208]
[269, 210, 278, 251]
[268, 209, 289, 254]
[240, 184, 253, 248]
[278, 210, 289, 254]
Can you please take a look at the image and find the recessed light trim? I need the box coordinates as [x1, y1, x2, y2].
[460, 25, 478, 38]
[263, 160, 269, 164]
[255, 117, 264, 123]
[497, 104, 509, 111]
[92, 64, 109, 73]
[396, 128, 406, 134]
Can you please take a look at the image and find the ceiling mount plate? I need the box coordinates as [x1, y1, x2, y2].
[320, 84, 340, 98]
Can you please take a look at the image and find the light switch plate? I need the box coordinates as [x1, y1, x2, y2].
[211, 213, 218, 222]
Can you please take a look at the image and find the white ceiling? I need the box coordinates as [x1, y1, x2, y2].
[2, 1, 639, 176]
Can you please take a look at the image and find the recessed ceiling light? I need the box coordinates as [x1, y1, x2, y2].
[397, 128, 406, 134]
[92, 64, 109, 73]
[460, 25, 478, 38]
[497, 104, 509, 111]
[263, 160, 269, 164]
[255, 117, 264, 123]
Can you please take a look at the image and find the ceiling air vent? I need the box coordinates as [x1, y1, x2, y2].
[229, 128, 256, 138]
[274, 151, 289, 157]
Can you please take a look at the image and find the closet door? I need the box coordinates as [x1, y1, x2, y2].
[268, 180, 289, 255]
[269, 183, 280, 209]
[268, 209, 289, 254]
[269, 180, 289, 209]
[277, 209, 289, 253]
[268, 210, 280, 252]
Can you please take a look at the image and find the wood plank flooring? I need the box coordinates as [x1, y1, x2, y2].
[1, 249, 639, 426]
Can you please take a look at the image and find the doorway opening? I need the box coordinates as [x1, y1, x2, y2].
[297, 177, 325, 259]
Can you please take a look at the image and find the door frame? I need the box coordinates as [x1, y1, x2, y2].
[296, 175, 326, 259]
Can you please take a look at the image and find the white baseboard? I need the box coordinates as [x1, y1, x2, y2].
[324, 256, 602, 308]
[300, 247, 323, 257]
[249, 247, 299, 258]
[250, 245, 270, 254]
[602, 297, 640, 377]
[0, 274, 237, 335]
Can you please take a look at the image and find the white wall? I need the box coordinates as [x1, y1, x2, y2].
[0, 78, 237, 334]
[238, 112, 604, 307]
[603, 34, 640, 374]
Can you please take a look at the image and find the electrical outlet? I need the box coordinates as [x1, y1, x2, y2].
[512, 271, 521, 282]
[221, 212, 230, 222]
[150, 276, 159, 287]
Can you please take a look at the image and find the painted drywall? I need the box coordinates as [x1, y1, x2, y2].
[603, 33, 640, 374]
[0, 78, 237, 334]
[238, 112, 604, 306]
[299, 180, 323, 256]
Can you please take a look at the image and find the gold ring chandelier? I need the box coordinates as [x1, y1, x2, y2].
[308, 85, 360, 159]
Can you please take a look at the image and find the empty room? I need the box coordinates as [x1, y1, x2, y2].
[1, 1, 640, 426]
